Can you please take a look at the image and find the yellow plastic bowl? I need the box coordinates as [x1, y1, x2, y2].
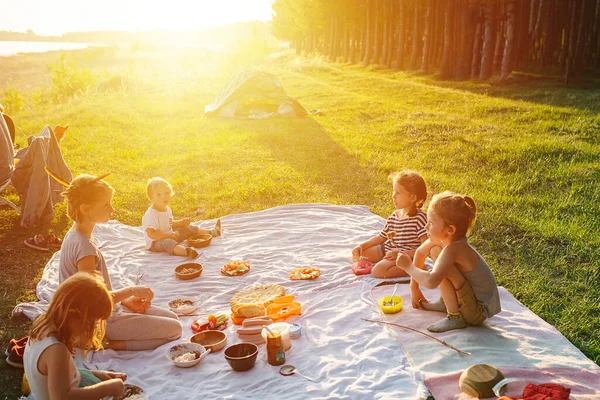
[378, 296, 403, 314]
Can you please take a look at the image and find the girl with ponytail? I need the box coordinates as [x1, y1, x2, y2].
[396, 191, 501, 333]
[352, 171, 429, 278]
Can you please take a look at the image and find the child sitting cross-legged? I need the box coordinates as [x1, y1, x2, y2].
[24, 273, 127, 400]
[395, 191, 501, 332]
[352, 171, 429, 278]
[142, 177, 221, 258]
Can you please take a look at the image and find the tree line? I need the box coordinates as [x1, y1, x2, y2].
[272, 0, 600, 85]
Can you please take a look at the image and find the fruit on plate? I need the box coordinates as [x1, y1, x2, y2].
[289, 267, 321, 280]
[191, 313, 228, 333]
[221, 260, 251, 276]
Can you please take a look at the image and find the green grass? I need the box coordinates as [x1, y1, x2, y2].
[1, 47, 599, 398]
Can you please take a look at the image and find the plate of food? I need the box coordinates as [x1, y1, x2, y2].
[114, 384, 147, 400]
[221, 260, 251, 276]
[289, 267, 321, 280]
[168, 297, 198, 315]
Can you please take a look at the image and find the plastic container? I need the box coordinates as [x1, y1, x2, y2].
[352, 260, 373, 275]
[261, 322, 291, 351]
[378, 295, 403, 314]
[289, 323, 302, 339]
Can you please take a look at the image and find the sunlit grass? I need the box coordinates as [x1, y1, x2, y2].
[1, 47, 599, 398]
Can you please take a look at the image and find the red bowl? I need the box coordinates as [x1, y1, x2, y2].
[352, 260, 373, 275]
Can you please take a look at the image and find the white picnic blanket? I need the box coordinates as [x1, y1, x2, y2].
[13, 204, 599, 399]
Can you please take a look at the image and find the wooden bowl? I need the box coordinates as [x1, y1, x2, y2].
[190, 330, 228, 352]
[459, 364, 505, 398]
[187, 234, 212, 248]
[224, 342, 258, 372]
[175, 263, 203, 280]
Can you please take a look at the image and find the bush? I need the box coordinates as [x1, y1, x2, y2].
[48, 53, 96, 102]
[1, 87, 25, 112]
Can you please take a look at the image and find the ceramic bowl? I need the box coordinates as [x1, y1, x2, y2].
[167, 297, 198, 315]
[166, 342, 208, 368]
[224, 342, 258, 372]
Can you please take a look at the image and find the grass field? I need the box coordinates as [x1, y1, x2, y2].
[1, 45, 599, 399]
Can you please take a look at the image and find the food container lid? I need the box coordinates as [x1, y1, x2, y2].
[289, 323, 302, 338]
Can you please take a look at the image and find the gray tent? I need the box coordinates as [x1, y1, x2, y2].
[205, 70, 307, 119]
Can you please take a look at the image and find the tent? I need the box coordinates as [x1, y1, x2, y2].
[205, 70, 307, 119]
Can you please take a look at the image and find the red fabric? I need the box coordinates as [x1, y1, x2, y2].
[498, 383, 571, 400]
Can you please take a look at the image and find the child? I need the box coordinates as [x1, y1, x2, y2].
[59, 174, 182, 351]
[24, 272, 127, 400]
[395, 191, 501, 332]
[142, 177, 221, 258]
[352, 171, 428, 278]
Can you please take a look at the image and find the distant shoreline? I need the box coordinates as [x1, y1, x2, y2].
[0, 41, 105, 57]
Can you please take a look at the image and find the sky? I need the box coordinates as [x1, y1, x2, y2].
[0, 0, 275, 36]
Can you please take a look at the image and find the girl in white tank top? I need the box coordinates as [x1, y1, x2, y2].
[23, 273, 127, 400]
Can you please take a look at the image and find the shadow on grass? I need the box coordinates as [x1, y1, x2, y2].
[220, 117, 384, 207]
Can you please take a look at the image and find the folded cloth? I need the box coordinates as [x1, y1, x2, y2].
[498, 383, 571, 400]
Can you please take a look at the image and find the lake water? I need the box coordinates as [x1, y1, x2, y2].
[0, 41, 101, 56]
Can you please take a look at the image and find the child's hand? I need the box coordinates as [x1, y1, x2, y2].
[396, 252, 412, 270]
[386, 231, 396, 240]
[107, 371, 127, 381]
[93, 370, 127, 381]
[106, 378, 125, 397]
[171, 231, 181, 241]
[123, 297, 151, 313]
[383, 251, 398, 261]
[410, 285, 428, 309]
[131, 285, 154, 301]
[182, 218, 191, 227]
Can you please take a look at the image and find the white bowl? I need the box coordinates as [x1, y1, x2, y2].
[166, 342, 208, 368]
[167, 297, 198, 315]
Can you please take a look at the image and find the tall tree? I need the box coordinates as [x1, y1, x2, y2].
[480, 0, 498, 79]
[500, 0, 517, 80]
[440, 0, 455, 79]
[409, 1, 422, 70]
[394, 0, 406, 70]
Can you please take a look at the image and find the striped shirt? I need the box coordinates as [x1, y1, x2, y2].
[379, 210, 428, 252]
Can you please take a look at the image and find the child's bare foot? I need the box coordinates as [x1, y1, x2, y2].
[186, 247, 199, 259]
[427, 313, 466, 332]
[210, 219, 222, 237]
[420, 298, 447, 313]
[53, 124, 69, 141]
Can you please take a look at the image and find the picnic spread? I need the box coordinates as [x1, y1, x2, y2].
[13, 204, 600, 399]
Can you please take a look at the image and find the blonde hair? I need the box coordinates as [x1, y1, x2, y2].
[429, 191, 477, 238]
[390, 171, 428, 216]
[146, 177, 174, 199]
[63, 174, 114, 222]
[29, 272, 113, 353]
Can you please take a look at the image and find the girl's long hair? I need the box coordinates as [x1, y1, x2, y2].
[29, 272, 113, 353]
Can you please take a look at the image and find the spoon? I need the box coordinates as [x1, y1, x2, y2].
[384, 283, 400, 306]
[279, 364, 317, 382]
[198, 348, 212, 361]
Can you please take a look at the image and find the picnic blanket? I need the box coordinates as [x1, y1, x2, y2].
[13, 204, 600, 399]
